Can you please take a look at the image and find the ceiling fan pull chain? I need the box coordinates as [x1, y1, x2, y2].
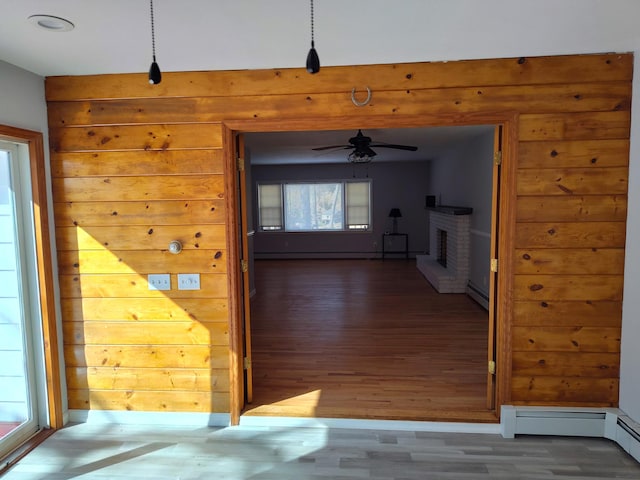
[351, 87, 372, 107]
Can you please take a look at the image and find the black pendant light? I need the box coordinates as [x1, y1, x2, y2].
[148, 0, 161, 84]
[306, 0, 320, 74]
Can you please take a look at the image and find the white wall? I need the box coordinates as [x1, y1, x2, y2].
[427, 130, 495, 299]
[619, 54, 640, 422]
[0, 60, 67, 424]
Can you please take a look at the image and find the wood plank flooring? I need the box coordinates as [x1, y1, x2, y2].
[4, 422, 640, 479]
[245, 259, 494, 422]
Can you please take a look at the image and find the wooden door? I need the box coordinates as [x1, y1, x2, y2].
[487, 125, 502, 409]
[236, 134, 254, 403]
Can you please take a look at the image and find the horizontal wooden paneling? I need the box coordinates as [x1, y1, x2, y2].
[512, 326, 621, 352]
[66, 367, 229, 391]
[46, 82, 631, 127]
[511, 377, 618, 404]
[47, 53, 631, 415]
[513, 275, 623, 301]
[512, 352, 619, 378]
[516, 195, 627, 222]
[60, 298, 228, 323]
[67, 389, 230, 413]
[51, 150, 224, 177]
[519, 111, 630, 141]
[518, 139, 630, 169]
[56, 225, 226, 251]
[63, 321, 228, 346]
[50, 124, 222, 152]
[515, 222, 626, 248]
[512, 301, 622, 327]
[54, 200, 225, 227]
[514, 248, 625, 275]
[64, 345, 229, 369]
[59, 274, 228, 299]
[45, 54, 633, 101]
[53, 175, 224, 202]
[517, 167, 628, 196]
[57, 250, 226, 275]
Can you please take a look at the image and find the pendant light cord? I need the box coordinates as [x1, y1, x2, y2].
[310, 0, 315, 48]
[150, 0, 157, 61]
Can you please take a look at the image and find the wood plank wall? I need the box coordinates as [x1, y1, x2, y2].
[45, 52, 631, 414]
[50, 123, 230, 413]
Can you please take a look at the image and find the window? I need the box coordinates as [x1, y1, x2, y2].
[257, 184, 283, 230]
[257, 180, 371, 232]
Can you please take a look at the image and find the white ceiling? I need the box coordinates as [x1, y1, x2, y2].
[245, 126, 495, 165]
[2, 0, 640, 78]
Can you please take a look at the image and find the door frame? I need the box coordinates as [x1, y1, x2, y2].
[224, 112, 517, 425]
[0, 126, 64, 441]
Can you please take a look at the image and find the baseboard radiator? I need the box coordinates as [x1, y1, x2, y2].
[466, 282, 489, 310]
[501, 406, 640, 462]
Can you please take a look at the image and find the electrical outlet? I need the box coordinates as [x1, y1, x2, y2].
[148, 274, 170, 291]
[178, 273, 200, 290]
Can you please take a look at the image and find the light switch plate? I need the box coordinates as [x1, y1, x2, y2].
[178, 273, 200, 290]
[148, 274, 171, 291]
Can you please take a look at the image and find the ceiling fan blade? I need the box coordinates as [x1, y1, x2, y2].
[312, 145, 352, 151]
[370, 143, 418, 151]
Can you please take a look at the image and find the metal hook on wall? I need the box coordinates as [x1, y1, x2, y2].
[351, 87, 372, 107]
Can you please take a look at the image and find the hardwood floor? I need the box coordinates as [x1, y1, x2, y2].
[5, 423, 640, 479]
[244, 259, 494, 422]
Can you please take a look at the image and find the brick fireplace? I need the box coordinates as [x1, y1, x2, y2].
[416, 207, 472, 293]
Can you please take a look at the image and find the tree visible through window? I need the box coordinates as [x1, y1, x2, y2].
[257, 180, 370, 232]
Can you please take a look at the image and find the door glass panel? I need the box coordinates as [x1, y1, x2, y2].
[0, 144, 38, 454]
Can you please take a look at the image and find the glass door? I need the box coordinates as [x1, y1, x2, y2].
[0, 140, 41, 456]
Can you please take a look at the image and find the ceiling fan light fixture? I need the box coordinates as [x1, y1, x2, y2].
[348, 150, 375, 164]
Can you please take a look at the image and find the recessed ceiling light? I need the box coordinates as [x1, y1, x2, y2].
[28, 14, 74, 32]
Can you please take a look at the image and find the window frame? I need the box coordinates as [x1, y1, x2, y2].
[257, 179, 372, 233]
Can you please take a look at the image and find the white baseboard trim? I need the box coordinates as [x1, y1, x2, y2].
[501, 405, 640, 463]
[239, 416, 502, 434]
[67, 410, 499, 434]
[68, 409, 230, 427]
[65, 406, 640, 463]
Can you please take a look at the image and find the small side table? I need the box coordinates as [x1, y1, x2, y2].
[382, 233, 408, 259]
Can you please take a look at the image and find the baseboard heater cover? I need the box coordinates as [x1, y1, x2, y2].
[501, 406, 640, 463]
[615, 415, 640, 463]
[466, 282, 489, 310]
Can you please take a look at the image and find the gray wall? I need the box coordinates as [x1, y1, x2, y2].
[427, 129, 495, 299]
[251, 161, 431, 258]
[0, 60, 67, 423]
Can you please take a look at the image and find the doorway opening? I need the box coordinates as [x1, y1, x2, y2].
[226, 116, 512, 425]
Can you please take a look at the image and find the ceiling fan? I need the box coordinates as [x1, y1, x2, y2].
[312, 129, 418, 163]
